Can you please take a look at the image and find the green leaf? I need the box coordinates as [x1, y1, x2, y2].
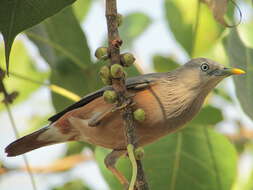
[43, 7, 91, 69]
[73, 0, 92, 21]
[26, 7, 103, 112]
[152, 54, 180, 72]
[190, 105, 223, 126]
[0, 0, 76, 73]
[52, 179, 90, 190]
[164, 0, 224, 56]
[144, 126, 237, 190]
[223, 29, 253, 120]
[50, 62, 102, 112]
[26, 7, 91, 70]
[96, 126, 236, 190]
[119, 12, 152, 49]
[0, 41, 48, 111]
[238, 21, 253, 48]
[242, 170, 253, 190]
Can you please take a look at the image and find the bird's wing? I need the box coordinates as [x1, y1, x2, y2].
[48, 73, 167, 122]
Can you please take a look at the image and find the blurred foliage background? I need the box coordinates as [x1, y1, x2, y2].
[0, 0, 253, 190]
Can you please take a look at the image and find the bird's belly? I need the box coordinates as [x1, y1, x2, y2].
[79, 94, 167, 149]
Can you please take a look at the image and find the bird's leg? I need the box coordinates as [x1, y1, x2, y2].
[89, 93, 136, 127]
[111, 98, 136, 112]
[88, 108, 114, 127]
[105, 150, 129, 189]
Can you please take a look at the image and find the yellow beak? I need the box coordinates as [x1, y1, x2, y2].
[230, 68, 246, 75]
[223, 68, 246, 75]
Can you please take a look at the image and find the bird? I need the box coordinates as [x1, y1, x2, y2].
[5, 57, 245, 187]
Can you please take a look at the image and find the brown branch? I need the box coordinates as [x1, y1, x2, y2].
[105, 0, 149, 189]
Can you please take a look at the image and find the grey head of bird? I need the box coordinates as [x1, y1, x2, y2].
[157, 57, 245, 124]
[174, 57, 245, 94]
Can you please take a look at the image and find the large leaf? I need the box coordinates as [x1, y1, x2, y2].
[164, 0, 224, 56]
[26, 7, 102, 112]
[119, 12, 152, 49]
[43, 7, 91, 70]
[0, 41, 48, 111]
[223, 29, 253, 120]
[144, 126, 237, 190]
[95, 107, 235, 190]
[0, 0, 75, 72]
[189, 105, 223, 126]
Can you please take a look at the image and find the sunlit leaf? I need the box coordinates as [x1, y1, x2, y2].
[164, 0, 224, 56]
[223, 29, 253, 121]
[0, 41, 48, 111]
[73, 0, 92, 21]
[238, 21, 253, 48]
[0, 0, 75, 73]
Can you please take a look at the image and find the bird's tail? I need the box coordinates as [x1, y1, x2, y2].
[5, 125, 65, 157]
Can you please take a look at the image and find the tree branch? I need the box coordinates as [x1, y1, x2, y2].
[105, 0, 149, 189]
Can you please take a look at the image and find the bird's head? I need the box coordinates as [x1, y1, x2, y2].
[177, 57, 245, 92]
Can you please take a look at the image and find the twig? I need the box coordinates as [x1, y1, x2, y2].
[0, 68, 37, 190]
[105, 0, 149, 189]
[7, 70, 81, 101]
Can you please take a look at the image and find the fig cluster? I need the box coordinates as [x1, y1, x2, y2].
[95, 14, 145, 123]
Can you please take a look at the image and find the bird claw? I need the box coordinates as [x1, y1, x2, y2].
[88, 93, 136, 127]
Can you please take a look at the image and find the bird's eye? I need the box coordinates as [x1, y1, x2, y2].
[200, 63, 209, 72]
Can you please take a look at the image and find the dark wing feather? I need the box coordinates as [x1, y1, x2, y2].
[48, 73, 167, 122]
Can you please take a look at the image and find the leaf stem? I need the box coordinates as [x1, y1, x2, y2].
[127, 144, 138, 190]
[9, 71, 81, 101]
[191, 0, 201, 57]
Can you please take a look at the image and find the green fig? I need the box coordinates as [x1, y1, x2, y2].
[103, 90, 118, 103]
[133, 108, 145, 122]
[110, 64, 124, 78]
[135, 147, 144, 160]
[95, 47, 108, 60]
[117, 13, 123, 27]
[120, 53, 135, 67]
